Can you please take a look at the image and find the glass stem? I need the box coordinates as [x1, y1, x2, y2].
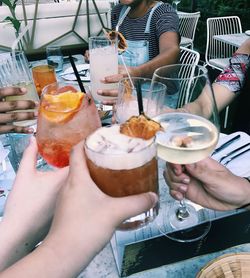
[179, 198, 187, 214]
[176, 196, 190, 220]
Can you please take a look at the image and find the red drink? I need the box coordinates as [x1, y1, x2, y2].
[85, 125, 159, 230]
[36, 82, 101, 168]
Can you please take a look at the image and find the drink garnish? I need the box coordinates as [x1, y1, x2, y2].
[103, 28, 127, 52]
[120, 114, 162, 140]
[41, 90, 84, 123]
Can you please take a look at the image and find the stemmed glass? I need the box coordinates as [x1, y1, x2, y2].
[172, 0, 181, 11]
[152, 64, 220, 242]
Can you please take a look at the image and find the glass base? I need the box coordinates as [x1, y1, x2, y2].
[117, 203, 159, 231]
[156, 200, 211, 242]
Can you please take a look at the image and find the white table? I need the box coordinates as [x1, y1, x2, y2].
[1, 130, 250, 277]
[213, 33, 249, 48]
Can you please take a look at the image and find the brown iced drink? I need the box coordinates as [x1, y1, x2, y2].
[85, 124, 159, 230]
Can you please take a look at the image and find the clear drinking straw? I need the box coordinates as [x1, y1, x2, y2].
[115, 6, 131, 32]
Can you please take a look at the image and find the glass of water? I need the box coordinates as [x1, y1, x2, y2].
[46, 45, 64, 72]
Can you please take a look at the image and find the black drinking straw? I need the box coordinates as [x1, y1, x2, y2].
[69, 55, 86, 93]
[135, 80, 144, 115]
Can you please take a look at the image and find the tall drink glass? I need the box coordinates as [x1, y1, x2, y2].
[36, 81, 101, 168]
[0, 51, 39, 127]
[85, 125, 159, 230]
[89, 36, 118, 103]
[32, 65, 57, 97]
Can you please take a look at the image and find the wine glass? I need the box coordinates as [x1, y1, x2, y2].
[172, 0, 181, 11]
[152, 64, 220, 242]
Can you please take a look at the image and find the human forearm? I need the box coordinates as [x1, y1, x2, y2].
[0, 223, 112, 278]
[0, 219, 47, 272]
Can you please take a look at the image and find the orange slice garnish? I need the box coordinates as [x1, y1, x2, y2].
[40, 91, 84, 124]
[120, 114, 162, 140]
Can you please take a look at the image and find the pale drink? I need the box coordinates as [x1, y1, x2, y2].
[89, 36, 118, 102]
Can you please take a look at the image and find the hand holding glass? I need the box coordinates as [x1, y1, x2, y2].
[0, 51, 39, 127]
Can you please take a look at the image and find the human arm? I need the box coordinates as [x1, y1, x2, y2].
[0, 141, 157, 277]
[182, 38, 250, 117]
[0, 137, 68, 271]
[164, 157, 250, 211]
[0, 87, 38, 134]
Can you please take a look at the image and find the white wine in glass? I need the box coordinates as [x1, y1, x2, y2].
[153, 64, 220, 242]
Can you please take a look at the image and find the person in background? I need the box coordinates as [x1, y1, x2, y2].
[164, 39, 250, 212]
[0, 86, 37, 134]
[85, 0, 180, 104]
[181, 38, 250, 134]
[0, 137, 157, 276]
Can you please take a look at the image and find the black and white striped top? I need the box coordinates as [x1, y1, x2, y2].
[111, 2, 180, 60]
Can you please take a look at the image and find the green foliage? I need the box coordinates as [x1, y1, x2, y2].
[2, 0, 21, 34]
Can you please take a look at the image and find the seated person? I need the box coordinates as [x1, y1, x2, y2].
[85, 0, 180, 104]
[0, 86, 37, 134]
[181, 38, 250, 134]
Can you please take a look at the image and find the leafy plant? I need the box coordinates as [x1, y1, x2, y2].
[2, 0, 21, 34]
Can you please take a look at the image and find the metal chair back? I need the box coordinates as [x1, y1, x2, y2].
[178, 11, 200, 49]
[205, 16, 242, 71]
[176, 46, 200, 108]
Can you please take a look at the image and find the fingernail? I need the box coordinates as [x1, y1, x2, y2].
[34, 110, 38, 117]
[187, 164, 195, 170]
[174, 168, 179, 175]
[180, 185, 187, 192]
[97, 90, 102, 95]
[175, 192, 183, 200]
[182, 178, 190, 184]
[20, 87, 27, 93]
[148, 192, 158, 206]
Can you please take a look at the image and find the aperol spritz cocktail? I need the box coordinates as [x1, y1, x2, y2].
[36, 82, 101, 168]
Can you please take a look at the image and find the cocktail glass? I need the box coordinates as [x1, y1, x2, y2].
[153, 64, 220, 242]
[0, 51, 39, 127]
[36, 81, 101, 168]
[115, 77, 166, 123]
[85, 125, 159, 231]
[32, 65, 57, 97]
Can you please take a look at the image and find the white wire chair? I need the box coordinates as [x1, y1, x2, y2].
[176, 46, 200, 108]
[178, 11, 200, 49]
[205, 16, 242, 71]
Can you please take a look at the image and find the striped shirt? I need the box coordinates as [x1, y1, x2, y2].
[111, 2, 179, 60]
